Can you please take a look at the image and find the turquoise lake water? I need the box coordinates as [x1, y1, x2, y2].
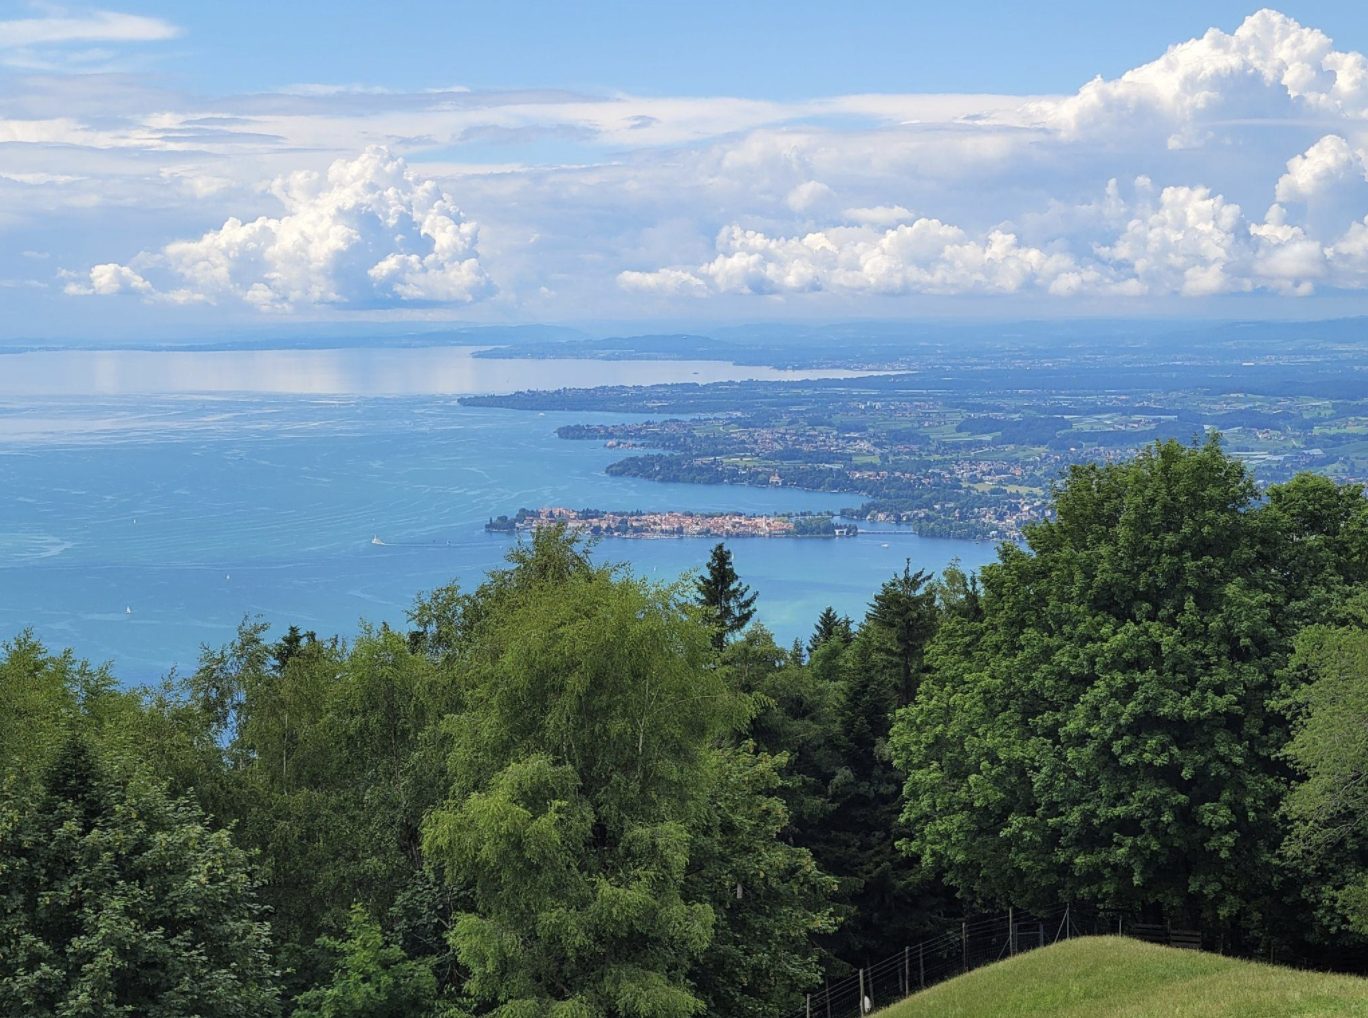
[0, 348, 999, 683]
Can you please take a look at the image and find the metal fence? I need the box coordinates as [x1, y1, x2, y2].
[786, 905, 1123, 1018]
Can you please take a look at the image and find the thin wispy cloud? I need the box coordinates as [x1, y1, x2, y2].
[0, 6, 177, 46]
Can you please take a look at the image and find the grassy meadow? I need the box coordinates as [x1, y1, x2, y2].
[882, 938, 1368, 1018]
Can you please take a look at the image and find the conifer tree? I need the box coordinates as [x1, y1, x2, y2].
[696, 542, 758, 650]
[866, 562, 938, 705]
[0, 738, 281, 1016]
[809, 606, 853, 654]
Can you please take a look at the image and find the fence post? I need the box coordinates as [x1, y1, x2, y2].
[903, 945, 909, 996]
[859, 968, 866, 1015]
[825, 977, 831, 1018]
[1117, 917, 1122, 936]
[962, 921, 968, 973]
[806, 994, 811, 1018]
[1009, 907, 1015, 956]
[1066, 904, 1071, 940]
[919, 940, 925, 988]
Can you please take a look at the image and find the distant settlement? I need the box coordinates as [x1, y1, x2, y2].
[486, 507, 857, 539]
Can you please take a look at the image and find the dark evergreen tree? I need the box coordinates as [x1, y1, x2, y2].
[866, 561, 938, 705]
[270, 624, 318, 673]
[696, 542, 758, 649]
[0, 738, 281, 1017]
[723, 623, 942, 975]
[809, 606, 853, 654]
[813, 626, 947, 970]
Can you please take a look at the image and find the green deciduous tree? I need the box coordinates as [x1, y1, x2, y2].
[293, 904, 447, 1018]
[0, 738, 280, 1017]
[1283, 601, 1368, 934]
[0, 631, 155, 787]
[177, 617, 463, 1000]
[685, 744, 836, 1018]
[893, 437, 1368, 932]
[423, 528, 753, 1018]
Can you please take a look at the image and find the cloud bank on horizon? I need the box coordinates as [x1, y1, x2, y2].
[622, 10, 1368, 301]
[15, 6, 1368, 319]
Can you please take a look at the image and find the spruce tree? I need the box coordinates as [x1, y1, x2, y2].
[0, 737, 281, 1016]
[809, 606, 853, 654]
[696, 542, 758, 650]
[866, 561, 938, 705]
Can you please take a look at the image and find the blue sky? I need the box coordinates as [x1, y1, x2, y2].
[73, 1, 1368, 99]
[8, 2, 1368, 337]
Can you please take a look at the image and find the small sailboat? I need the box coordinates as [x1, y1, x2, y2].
[371, 535, 385, 546]
[881, 543, 889, 548]
[125, 606, 131, 615]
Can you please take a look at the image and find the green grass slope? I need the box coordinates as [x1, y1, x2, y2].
[879, 937, 1368, 1018]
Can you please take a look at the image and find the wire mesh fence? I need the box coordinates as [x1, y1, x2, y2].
[786, 905, 1123, 1018]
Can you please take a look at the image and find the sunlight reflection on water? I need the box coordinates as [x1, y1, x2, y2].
[0, 347, 880, 396]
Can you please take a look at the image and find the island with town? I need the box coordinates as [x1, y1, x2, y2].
[486, 507, 858, 539]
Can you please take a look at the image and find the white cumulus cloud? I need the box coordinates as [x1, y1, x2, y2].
[1276, 135, 1367, 203]
[1095, 183, 1250, 296]
[621, 170, 1368, 300]
[67, 147, 494, 312]
[64, 262, 152, 296]
[612, 11, 1368, 305]
[621, 220, 1090, 298]
[1033, 8, 1368, 145]
[617, 268, 709, 296]
[784, 179, 838, 213]
[1272, 134, 1368, 237]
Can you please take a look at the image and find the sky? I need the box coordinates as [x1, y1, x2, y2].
[9, 2, 1368, 337]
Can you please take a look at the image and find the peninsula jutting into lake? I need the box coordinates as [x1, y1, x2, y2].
[486, 506, 858, 538]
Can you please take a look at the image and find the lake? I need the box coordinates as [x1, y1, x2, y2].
[0, 346, 880, 397]
[0, 347, 998, 683]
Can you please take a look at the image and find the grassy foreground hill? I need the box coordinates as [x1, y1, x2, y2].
[881, 938, 1368, 1018]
